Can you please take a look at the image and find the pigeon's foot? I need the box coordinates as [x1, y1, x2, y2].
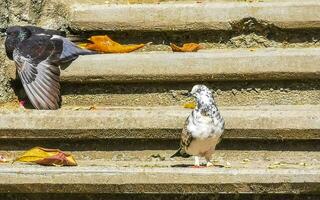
[19, 100, 26, 108]
[206, 161, 214, 167]
[194, 156, 200, 167]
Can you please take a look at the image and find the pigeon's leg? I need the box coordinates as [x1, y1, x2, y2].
[194, 156, 200, 167]
[17, 88, 27, 108]
[205, 153, 213, 167]
[19, 100, 27, 108]
[191, 156, 206, 168]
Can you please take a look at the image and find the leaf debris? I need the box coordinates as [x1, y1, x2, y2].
[79, 35, 145, 53]
[14, 147, 77, 166]
[170, 43, 202, 52]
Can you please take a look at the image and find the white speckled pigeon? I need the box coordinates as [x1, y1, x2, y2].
[171, 85, 225, 167]
[4, 26, 96, 110]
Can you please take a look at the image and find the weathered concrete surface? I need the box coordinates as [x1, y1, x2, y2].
[69, 1, 320, 31]
[3, 150, 320, 170]
[0, 163, 319, 193]
[0, 39, 15, 104]
[4, 0, 70, 29]
[61, 48, 320, 83]
[0, 105, 319, 140]
[0, 0, 9, 30]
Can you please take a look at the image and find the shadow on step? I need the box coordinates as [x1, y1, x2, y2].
[1, 193, 320, 200]
[61, 80, 320, 95]
[59, 80, 320, 106]
[0, 139, 319, 152]
[69, 25, 320, 48]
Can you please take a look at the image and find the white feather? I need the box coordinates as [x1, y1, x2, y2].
[184, 85, 225, 160]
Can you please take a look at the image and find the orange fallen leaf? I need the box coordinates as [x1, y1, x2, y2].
[14, 147, 77, 166]
[79, 35, 144, 53]
[170, 43, 201, 52]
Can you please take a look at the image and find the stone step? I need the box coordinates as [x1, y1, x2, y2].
[0, 150, 319, 194]
[68, 0, 320, 31]
[10, 49, 320, 107]
[0, 105, 319, 141]
[10, 48, 320, 107]
[61, 48, 320, 83]
[56, 48, 320, 107]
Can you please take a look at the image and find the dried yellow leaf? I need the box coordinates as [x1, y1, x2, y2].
[14, 147, 77, 166]
[79, 35, 144, 53]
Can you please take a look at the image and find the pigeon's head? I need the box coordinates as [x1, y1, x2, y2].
[5, 26, 32, 60]
[190, 84, 212, 98]
[190, 84, 215, 108]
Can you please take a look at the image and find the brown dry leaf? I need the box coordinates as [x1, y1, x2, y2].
[183, 101, 196, 109]
[79, 35, 144, 53]
[170, 43, 201, 52]
[14, 147, 77, 166]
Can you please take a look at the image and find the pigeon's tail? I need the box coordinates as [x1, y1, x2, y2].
[76, 48, 99, 56]
[58, 47, 98, 63]
[170, 149, 181, 158]
[51, 35, 100, 63]
[171, 148, 191, 158]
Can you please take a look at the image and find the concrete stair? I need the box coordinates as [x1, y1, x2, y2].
[61, 48, 320, 83]
[58, 48, 320, 107]
[68, 0, 320, 31]
[0, 105, 319, 140]
[1, 0, 320, 199]
[0, 150, 319, 194]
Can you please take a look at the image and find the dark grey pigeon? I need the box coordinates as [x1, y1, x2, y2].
[4, 26, 95, 110]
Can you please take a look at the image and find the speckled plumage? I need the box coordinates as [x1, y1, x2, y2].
[171, 85, 225, 167]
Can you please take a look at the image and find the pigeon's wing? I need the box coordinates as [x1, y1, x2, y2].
[180, 116, 193, 148]
[170, 116, 193, 158]
[14, 35, 61, 110]
[25, 26, 66, 37]
[50, 35, 95, 63]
